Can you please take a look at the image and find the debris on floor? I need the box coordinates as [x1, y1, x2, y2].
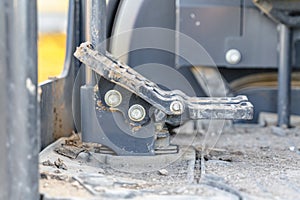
[54, 158, 68, 170]
[40, 125, 300, 200]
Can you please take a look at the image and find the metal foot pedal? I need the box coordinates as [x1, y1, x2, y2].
[74, 42, 253, 156]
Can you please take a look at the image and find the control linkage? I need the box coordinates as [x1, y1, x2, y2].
[74, 42, 253, 126]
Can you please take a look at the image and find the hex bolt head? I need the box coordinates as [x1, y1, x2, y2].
[128, 104, 146, 122]
[104, 90, 122, 107]
[225, 49, 242, 65]
[170, 101, 184, 115]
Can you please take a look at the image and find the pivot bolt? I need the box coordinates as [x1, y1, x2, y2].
[170, 101, 184, 115]
[225, 49, 242, 65]
[104, 90, 122, 107]
[128, 104, 146, 122]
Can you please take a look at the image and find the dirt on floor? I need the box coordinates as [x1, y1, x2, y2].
[39, 124, 300, 200]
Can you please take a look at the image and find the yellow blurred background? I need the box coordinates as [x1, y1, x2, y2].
[38, 0, 68, 83]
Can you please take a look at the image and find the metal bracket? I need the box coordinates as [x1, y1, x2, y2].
[74, 42, 253, 155]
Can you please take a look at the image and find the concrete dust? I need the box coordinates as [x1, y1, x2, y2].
[40, 125, 300, 200]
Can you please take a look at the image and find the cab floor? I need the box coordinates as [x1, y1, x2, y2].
[40, 124, 300, 200]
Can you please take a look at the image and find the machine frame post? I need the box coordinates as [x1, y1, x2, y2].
[85, 0, 107, 85]
[277, 24, 291, 128]
[0, 0, 39, 199]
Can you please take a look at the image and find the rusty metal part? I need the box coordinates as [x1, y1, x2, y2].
[74, 42, 253, 155]
[74, 42, 253, 123]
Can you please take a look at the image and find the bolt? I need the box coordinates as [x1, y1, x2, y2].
[104, 90, 122, 107]
[225, 49, 242, 65]
[128, 104, 146, 122]
[170, 101, 184, 115]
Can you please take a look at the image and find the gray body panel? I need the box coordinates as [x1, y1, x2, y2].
[177, 0, 278, 68]
[111, 0, 279, 68]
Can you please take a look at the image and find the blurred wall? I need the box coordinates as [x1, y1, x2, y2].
[38, 0, 68, 83]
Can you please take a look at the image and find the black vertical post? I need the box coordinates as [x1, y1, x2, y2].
[0, 0, 39, 199]
[278, 24, 291, 128]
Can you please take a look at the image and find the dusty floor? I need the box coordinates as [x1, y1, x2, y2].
[40, 124, 300, 200]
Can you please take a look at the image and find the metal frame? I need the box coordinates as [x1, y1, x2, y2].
[40, 0, 84, 148]
[85, 0, 106, 85]
[278, 24, 292, 127]
[0, 0, 39, 199]
[75, 42, 253, 155]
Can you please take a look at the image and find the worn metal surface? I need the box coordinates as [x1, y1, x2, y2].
[74, 42, 252, 155]
[0, 0, 39, 199]
[75, 43, 253, 121]
[40, 0, 84, 149]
